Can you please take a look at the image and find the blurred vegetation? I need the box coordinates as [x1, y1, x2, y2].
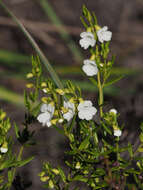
[0, 1, 141, 107]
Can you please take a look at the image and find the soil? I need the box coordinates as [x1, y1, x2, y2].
[0, 0, 143, 189]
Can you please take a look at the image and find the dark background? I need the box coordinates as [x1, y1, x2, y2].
[0, 0, 143, 189]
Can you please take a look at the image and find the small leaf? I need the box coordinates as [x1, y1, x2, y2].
[72, 175, 88, 182]
[104, 75, 124, 87]
[80, 16, 88, 29]
[31, 102, 41, 117]
[58, 167, 66, 183]
[89, 77, 98, 87]
[8, 170, 14, 182]
[67, 114, 76, 133]
[101, 122, 112, 135]
[128, 143, 133, 158]
[78, 136, 90, 151]
[14, 123, 20, 138]
[92, 12, 97, 25]
[14, 156, 34, 168]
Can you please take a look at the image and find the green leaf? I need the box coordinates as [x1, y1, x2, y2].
[8, 170, 14, 183]
[104, 75, 124, 87]
[14, 156, 34, 167]
[92, 12, 97, 25]
[80, 16, 88, 29]
[0, 156, 33, 170]
[24, 90, 30, 110]
[72, 175, 88, 182]
[14, 123, 20, 138]
[31, 102, 41, 117]
[67, 114, 76, 133]
[89, 77, 98, 87]
[128, 143, 133, 158]
[78, 136, 90, 151]
[137, 146, 143, 153]
[126, 168, 140, 174]
[101, 122, 112, 135]
[58, 167, 66, 183]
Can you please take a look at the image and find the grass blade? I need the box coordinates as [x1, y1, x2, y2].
[0, 1, 64, 89]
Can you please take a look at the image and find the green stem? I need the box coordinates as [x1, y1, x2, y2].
[8, 146, 24, 190]
[97, 72, 103, 117]
[116, 138, 120, 161]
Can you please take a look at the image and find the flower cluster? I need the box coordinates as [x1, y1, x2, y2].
[37, 99, 97, 127]
[79, 26, 112, 77]
[79, 26, 112, 50]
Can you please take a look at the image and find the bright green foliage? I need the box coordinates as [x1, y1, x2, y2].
[0, 109, 34, 190]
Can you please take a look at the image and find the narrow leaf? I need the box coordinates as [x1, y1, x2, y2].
[104, 75, 124, 87]
[58, 167, 66, 183]
[79, 136, 90, 151]
[14, 123, 20, 138]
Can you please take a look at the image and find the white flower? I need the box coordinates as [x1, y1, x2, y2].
[63, 101, 75, 122]
[82, 59, 98, 76]
[37, 103, 55, 127]
[114, 129, 122, 137]
[43, 88, 47, 93]
[79, 32, 96, 49]
[109, 109, 117, 115]
[0, 147, 8, 153]
[58, 118, 64, 123]
[77, 100, 97, 120]
[97, 26, 112, 43]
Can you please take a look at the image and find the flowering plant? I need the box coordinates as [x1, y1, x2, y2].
[37, 6, 143, 190]
[0, 3, 143, 190]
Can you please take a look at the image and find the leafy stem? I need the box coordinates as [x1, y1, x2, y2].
[8, 146, 24, 190]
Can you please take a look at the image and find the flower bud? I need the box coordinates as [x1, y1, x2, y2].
[41, 176, 49, 182]
[52, 169, 59, 175]
[26, 83, 34, 88]
[49, 180, 54, 189]
[41, 82, 47, 87]
[75, 162, 81, 169]
[26, 73, 33, 79]
[109, 109, 117, 115]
